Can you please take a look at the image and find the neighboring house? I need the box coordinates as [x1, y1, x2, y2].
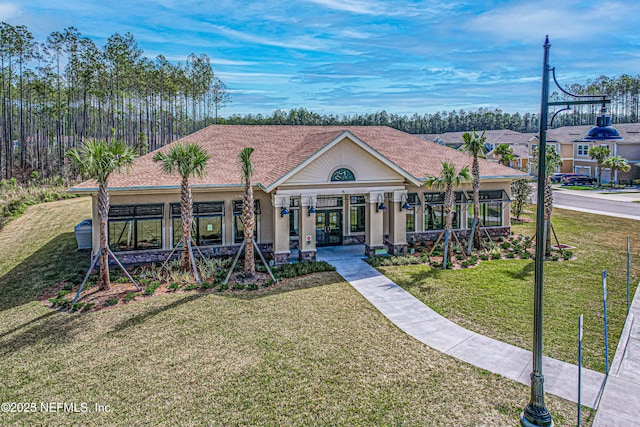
[420, 130, 534, 171]
[69, 125, 526, 265]
[528, 123, 640, 183]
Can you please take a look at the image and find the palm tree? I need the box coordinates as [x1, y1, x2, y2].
[68, 139, 137, 291]
[588, 145, 610, 187]
[494, 143, 515, 166]
[425, 161, 471, 263]
[603, 155, 631, 185]
[153, 143, 210, 271]
[238, 147, 256, 277]
[531, 146, 561, 255]
[461, 130, 487, 250]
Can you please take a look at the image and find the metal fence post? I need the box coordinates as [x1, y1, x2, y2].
[603, 269, 609, 375]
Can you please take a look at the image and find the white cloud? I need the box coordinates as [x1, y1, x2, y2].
[203, 23, 331, 52]
[0, 2, 20, 20]
[303, 0, 420, 16]
[469, 1, 639, 42]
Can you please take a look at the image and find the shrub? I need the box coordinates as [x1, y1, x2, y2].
[246, 282, 258, 291]
[105, 298, 119, 306]
[183, 283, 200, 291]
[263, 279, 276, 288]
[49, 297, 65, 307]
[479, 254, 489, 261]
[232, 282, 246, 291]
[167, 283, 180, 292]
[491, 250, 502, 260]
[562, 250, 573, 259]
[56, 289, 70, 298]
[201, 281, 214, 290]
[273, 261, 335, 278]
[82, 303, 95, 312]
[216, 282, 229, 292]
[500, 241, 511, 250]
[506, 252, 515, 259]
[124, 292, 136, 302]
[72, 302, 85, 312]
[143, 281, 161, 296]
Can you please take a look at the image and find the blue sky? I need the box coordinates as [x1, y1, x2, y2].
[6, 1, 640, 116]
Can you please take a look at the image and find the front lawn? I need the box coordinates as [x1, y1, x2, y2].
[380, 208, 639, 373]
[0, 199, 587, 425]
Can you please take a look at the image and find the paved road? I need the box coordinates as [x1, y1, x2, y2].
[533, 187, 640, 220]
[554, 191, 640, 218]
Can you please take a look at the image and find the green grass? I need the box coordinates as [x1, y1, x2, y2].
[0, 199, 589, 425]
[554, 185, 597, 190]
[381, 208, 638, 373]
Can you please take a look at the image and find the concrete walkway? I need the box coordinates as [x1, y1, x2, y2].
[318, 245, 607, 409]
[593, 284, 640, 425]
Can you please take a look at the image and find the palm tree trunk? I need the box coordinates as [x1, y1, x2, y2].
[180, 177, 193, 271]
[97, 182, 111, 291]
[597, 161, 603, 187]
[243, 180, 255, 276]
[472, 157, 482, 249]
[444, 185, 454, 260]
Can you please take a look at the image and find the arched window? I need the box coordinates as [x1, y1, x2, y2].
[330, 168, 355, 182]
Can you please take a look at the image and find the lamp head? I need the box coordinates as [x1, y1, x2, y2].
[280, 199, 290, 217]
[375, 194, 387, 212]
[582, 108, 622, 141]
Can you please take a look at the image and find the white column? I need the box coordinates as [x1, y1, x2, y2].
[272, 194, 291, 264]
[299, 194, 317, 261]
[365, 191, 386, 256]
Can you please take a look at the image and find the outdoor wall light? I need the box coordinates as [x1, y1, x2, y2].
[307, 196, 316, 216]
[376, 194, 387, 212]
[280, 199, 289, 217]
[400, 193, 411, 211]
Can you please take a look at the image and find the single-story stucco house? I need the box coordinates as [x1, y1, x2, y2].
[69, 125, 527, 264]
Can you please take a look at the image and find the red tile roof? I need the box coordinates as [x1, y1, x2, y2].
[70, 125, 525, 192]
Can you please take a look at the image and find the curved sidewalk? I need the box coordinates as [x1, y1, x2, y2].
[318, 245, 605, 409]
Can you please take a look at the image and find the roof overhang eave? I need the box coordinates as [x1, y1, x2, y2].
[67, 182, 267, 195]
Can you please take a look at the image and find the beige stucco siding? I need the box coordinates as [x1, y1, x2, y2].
[284, 137, 405, 186]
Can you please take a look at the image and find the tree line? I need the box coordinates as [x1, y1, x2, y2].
[222, 72, 640, 134]
[0, 22, 229, 181]
[1, 20, 638, 181]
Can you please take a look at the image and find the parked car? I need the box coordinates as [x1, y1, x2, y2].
[563, 175, 596, 186]
[550, 173, 565, 183]
[552, 173, 579, 183]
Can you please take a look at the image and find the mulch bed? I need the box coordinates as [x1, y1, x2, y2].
[39, 271, 282, 313]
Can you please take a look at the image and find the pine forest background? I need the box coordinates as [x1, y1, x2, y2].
[1, 22, 639, 181]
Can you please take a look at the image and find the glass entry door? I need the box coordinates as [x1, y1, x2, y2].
[316, 209, 343, 246]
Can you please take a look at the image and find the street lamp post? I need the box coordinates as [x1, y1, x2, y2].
[521, 36, 620, 427]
